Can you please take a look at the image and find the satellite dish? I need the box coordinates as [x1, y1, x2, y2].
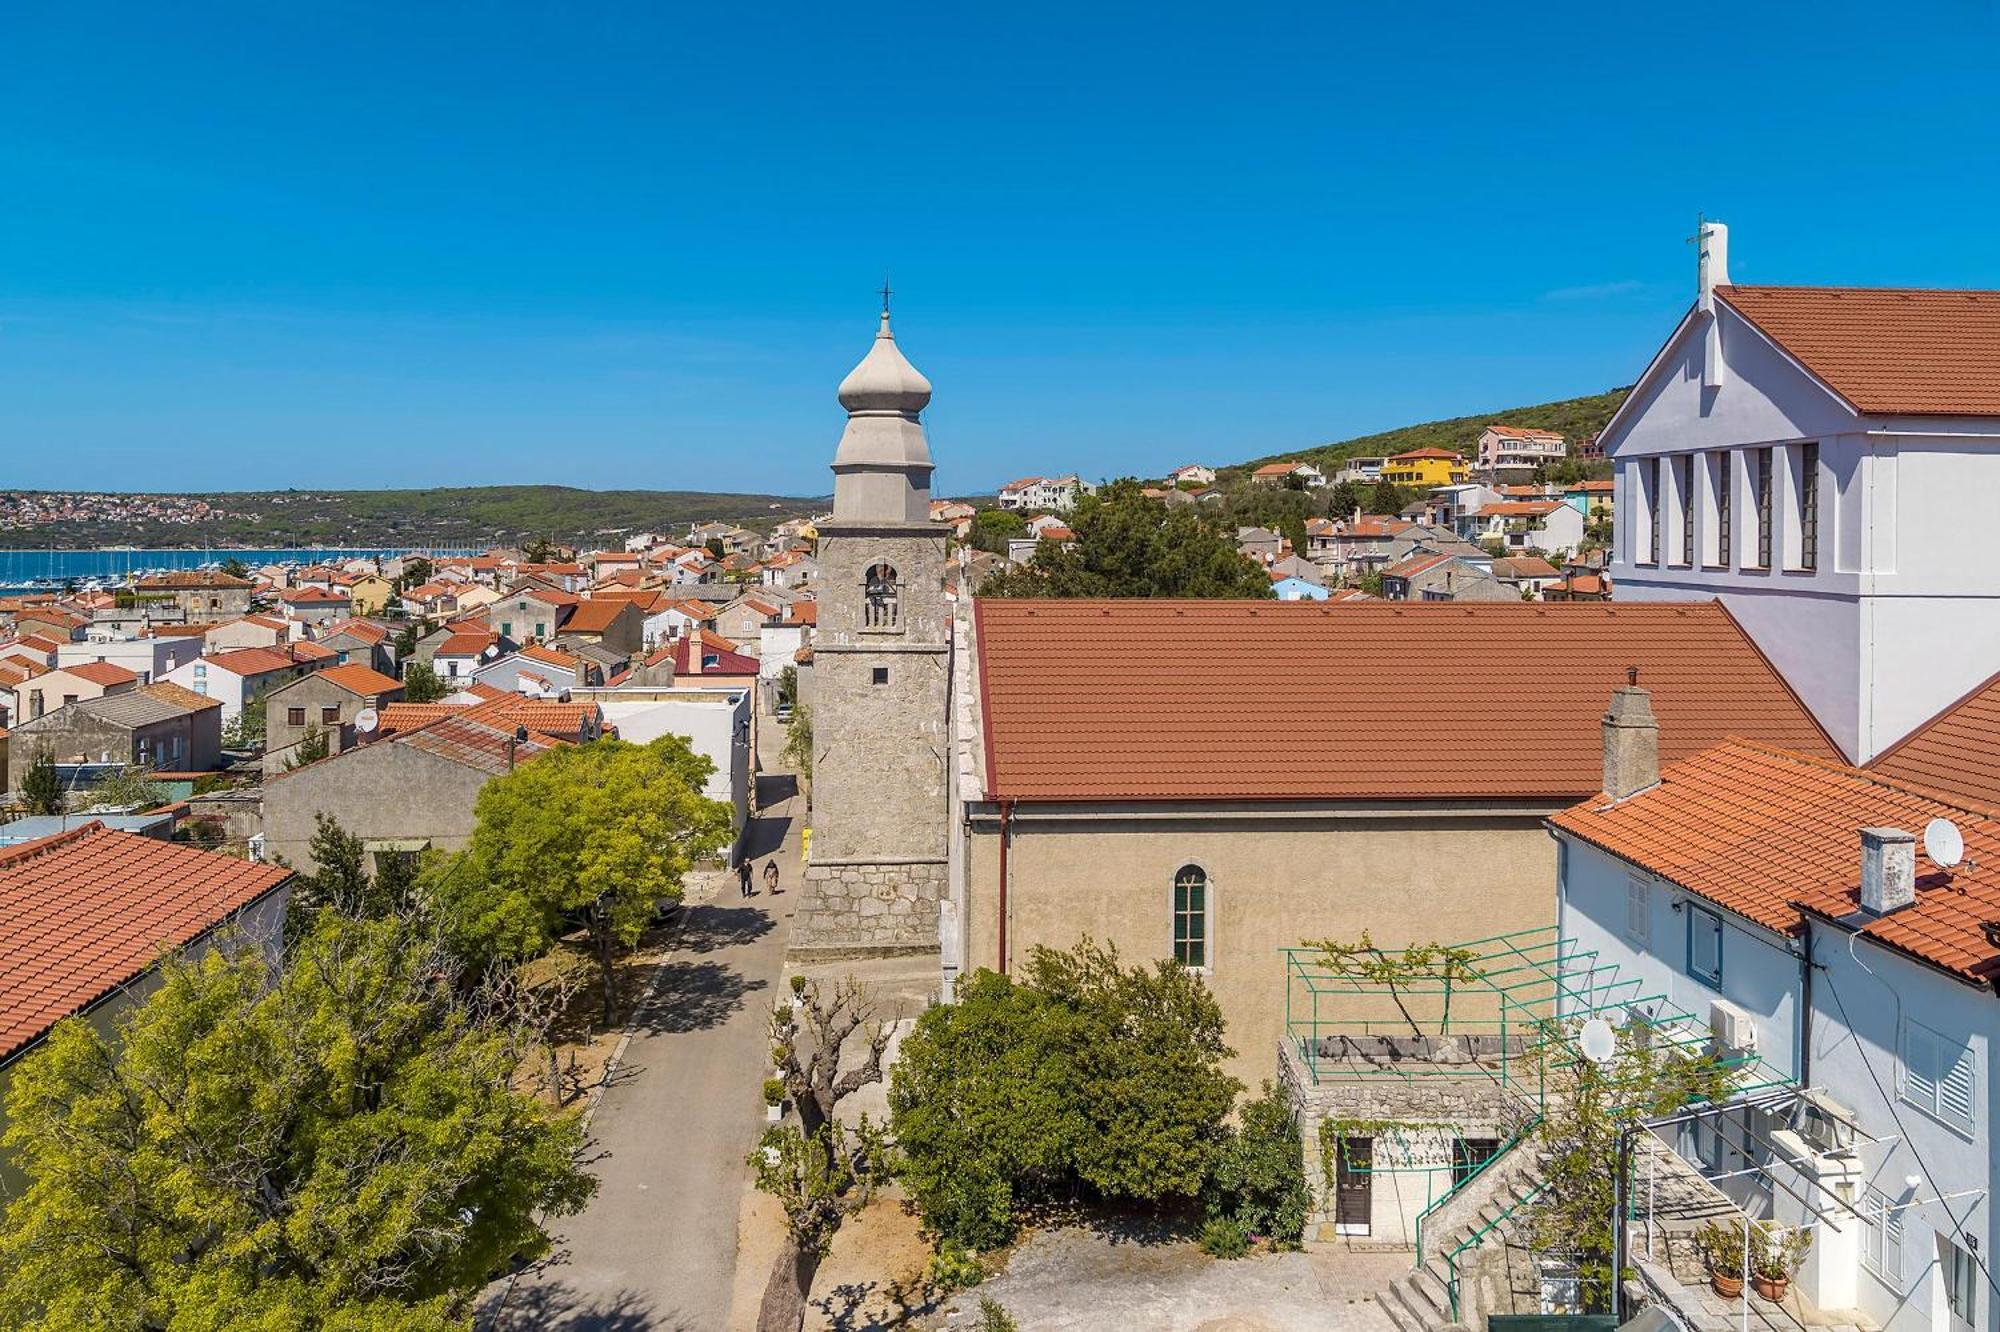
[482, 644, 500, 660]
[1578, 1018, 1618, 1066]
[1925, 817, 1965, 869]
[354, 708, 379, 734]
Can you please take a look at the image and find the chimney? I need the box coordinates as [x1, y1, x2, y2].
[1860, 827, 1917, 915]
[1601, 674, 1660, 801]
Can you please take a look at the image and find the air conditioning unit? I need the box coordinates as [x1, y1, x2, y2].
[1710, 999, 1758, 1053]
[1789, 1090, 1857, 1157]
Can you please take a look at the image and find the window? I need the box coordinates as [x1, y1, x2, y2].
[864, 563, 901, 629]
[1172, 864, 1209, 969]
[287, 706, 306, 726]
[870, 666, 889, 685]
[1714, 451, 1732, 567]
[535, 622, 547, 638]
[1943, 1236, 1978, 1329]
[1687, 904, 1723, 984]
[1902, 1019, 1976, 1133]
[1676, 454, 1695, 566]
[1626, 875, 1650, 944]
[1860, 1188, 1903, 1283]
[1754, 448, 1773, 568]
[1798, 442, 1819, 571]
[194, 663, 207, 678]
[321, 706, 340, 724]
[501, 622, 513, 639]
[1643, 458, 1662, 564]
[194, 681, 206, 696]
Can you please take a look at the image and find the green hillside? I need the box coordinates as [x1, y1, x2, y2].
[1225, 387, 1631, 478]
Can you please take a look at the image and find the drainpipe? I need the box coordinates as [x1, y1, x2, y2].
[1798, 918, 1814, 1086]
[997, 797, 1015, 976]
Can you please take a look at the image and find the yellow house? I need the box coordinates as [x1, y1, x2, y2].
[344, 574, 397, 616]
[1381, 448, 1467, 487]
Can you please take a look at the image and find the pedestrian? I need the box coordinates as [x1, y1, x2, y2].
[764, 859, 781, 895]
[738, 857, 754, 898]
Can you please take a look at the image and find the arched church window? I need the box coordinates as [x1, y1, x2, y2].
[864, 563, 901, 629]
[1173, 864, 1209, 970]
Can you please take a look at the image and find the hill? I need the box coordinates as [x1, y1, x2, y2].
[1226, 387, 1631, 478]
[3, 485, 827, 550]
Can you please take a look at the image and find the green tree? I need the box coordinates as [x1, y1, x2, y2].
[393, 620, 423, 662]
[284, 813, 420, 941]
[0, 914, 594, 1330]
[1367, 479, 1410, 515]
[776, 664, 799, 711]
[1204, 1082, 1310, 1246]
[705, 537, 726, 560]
[82, 764, 167, 811]
[21, 750, 64, 816]
[402, 658, 449, 703]
[890, 939, 1240, 1250]
[285, 722, 331, 770]
[1280, 512, 1309, 561]
[981, 480, 1272, 599]
[435, 736, 733, 1020]
[1326, 480, 1368, 520]
[218, 555, 250, 580]
[223, 694, 266, 746]
[397, 556, 434, 590]
[782, 703, 813, 794]
[524, 534, 556, 564]
[967, 507, 1028, 555]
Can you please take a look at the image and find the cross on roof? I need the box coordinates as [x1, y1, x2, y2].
[879, 278, 893, 316]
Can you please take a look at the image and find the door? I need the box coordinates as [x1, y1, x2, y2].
[1453, 1137, 1502, 1187]
[1335, 1137, 1372, 1235]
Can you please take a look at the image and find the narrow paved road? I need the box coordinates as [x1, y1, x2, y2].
[486, 747, 803, 1331]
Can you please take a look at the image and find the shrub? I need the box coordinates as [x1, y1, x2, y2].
[1205, 1081, 1310, 1247]
[890, 940, 1239, 1251]
[762, 1078, 786, 1107]
[1198, 1216, 1250, 1259]
[927, 1241, 984, 1293]
[975, 1297, 1020, 1332]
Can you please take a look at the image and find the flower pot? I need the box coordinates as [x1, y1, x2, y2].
[1753, 1275, 1789, 1302]
[1711, 1271, 1744, 1299]
[765, 1102, 784, 1123]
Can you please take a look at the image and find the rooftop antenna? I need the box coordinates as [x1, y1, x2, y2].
[1924, 816, 1968, 871]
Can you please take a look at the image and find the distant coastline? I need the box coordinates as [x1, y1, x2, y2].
[0, 546, 477, 594]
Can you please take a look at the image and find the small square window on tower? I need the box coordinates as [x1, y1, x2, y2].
[872, 667, 889, 685]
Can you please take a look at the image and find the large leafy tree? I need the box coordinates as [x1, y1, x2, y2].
[434, 736, 733, 1019]
[890, 939, 1240, 1249]
[21, 749, 64, 815]
[0, 915, 594, 1330]
[401, 658, 449, 703]
[981, 480, 1272, 599]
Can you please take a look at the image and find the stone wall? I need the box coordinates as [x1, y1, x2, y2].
[791, 859, 944, 958]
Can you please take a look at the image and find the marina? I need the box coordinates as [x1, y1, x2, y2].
[0, 546, 480, 594]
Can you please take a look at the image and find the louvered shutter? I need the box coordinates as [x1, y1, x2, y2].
[1938, 1037, 1976, 1133]
[1904, 1024, 1940, 1115]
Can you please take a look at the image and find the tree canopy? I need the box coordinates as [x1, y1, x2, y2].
[0, 915, 593, 1330]
[401, 658, 449, 703]
[979, 480, 1272, 599]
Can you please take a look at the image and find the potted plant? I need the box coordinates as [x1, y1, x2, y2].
[1752, 1223, 1811, 1302]
[1694, 1221, 1746, 1299]
[762, 1077, 787, 1123]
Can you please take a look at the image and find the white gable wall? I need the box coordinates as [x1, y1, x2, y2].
[1607, 302, 2000, 762]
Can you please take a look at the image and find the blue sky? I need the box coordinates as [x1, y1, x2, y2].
[4, 3, 1997, 497]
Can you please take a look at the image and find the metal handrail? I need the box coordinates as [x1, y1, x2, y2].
[1412, 1115, 1542, 1264]
[1445, 1180, 1549, 1321]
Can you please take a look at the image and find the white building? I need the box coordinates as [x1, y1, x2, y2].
[995, 474, 1095, 512]
[1552, 697, 1997, 1332]
[1476, 425, 1567, 472]
[575, 685, 753, 853]
[1604, 222, 2000, 763]
[56, 632, 202, 686]
[1169, 463, 1216, 486]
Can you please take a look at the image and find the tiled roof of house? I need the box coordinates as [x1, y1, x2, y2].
[435, 629, 497, 658]
[315, 663, 403, 698]
[375, 702, 464, 734]
[281, 588, 350, 605]
[133, 570, 256, 590]
[395, 713, 566, 776]
[786, 601, 818, 626]
[1484, 425, 1565, 440]
[1567, 479, 1616, 494]
[0, 823, 293, 1061]
[1552, 740, 2000, 981]
[1383, 552, 1456, 580]
[1480, 501, 1563, 517]
[61, 660, 138, 688]
[16, 634, 64, 654]
[463, 696, 598, 739]
[1717, 285, 2000, 417]
[1387, 448, 1461, 461]
[322, 619, 388, 645]
[563, 599, 633, 634]
[1001, 476, 1047, 490]
[518, 643, 582, 671]
[1252, 462, 1300, 476]
[972, 600, 1834, 802]
[1491, 556, 1562, 579]
[289, 640, 337, 662]
[203, 646, 303, 677]
[673, 635, 760, 675]
[1868, 671, 2000, 809]
[1548, 574, 1609, 597]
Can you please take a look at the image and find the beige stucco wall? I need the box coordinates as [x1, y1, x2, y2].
[962, 807, 1558, 1091]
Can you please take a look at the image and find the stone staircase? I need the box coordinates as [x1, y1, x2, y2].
[1376, 1174, 1542, 1332]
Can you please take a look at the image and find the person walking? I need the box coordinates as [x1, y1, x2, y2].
[763, 859, 781, 895]
[738, 857, 754, 898]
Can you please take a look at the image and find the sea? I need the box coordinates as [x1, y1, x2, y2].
[0, 546, 480, 595]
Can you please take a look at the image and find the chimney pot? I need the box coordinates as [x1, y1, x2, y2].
[1860, 827, 1917, 915]
[1602, 683, 1660, 802]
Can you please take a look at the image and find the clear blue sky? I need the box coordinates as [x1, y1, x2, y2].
[5, 3, 1997, 497]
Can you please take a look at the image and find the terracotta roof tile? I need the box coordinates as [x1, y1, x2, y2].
[1388, 447, 1461, 461]
[1718, 285, 2000, 416]
[1869, 670, 2000, 809]
[0, 824, 292, 1060]
[1552, 741, 2000, 981]
[202, 646, 304, 677]
[314, 663, 403, 698]
[563, 599, 633, 634]
[61, 661, 138, 688]
[1485, 425, 1565, 440]
[973, 600, 1833, 802]
[134, 570, 255, 590]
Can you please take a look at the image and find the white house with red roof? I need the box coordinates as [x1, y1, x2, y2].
[1606, 222, 2000, 763]
[161, 645, 322, 725]
[995, 474, 1096, 512]
[1475, 424, 1567, 472]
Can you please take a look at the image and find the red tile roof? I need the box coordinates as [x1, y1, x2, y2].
[203, 646, 305, 677]
[1388, 448, 1461, 461]
[322, 619, 388, 645]
[786, 601, 818, 626]
[134, 570, 256, 590]
[394, 713, 565, 776]
[281, 588, 350, 604]
[61, 660, 138, 688]
[1481, 500, 1563, 517]
[1484, 425, 1564, 440]
[315, 663, 403, 698]
[1717, 285, 2000, 417]
[435, 629, 497, 658]
[563, 599, 634, 634]
[1383, 552, 1456, 580]
[375, 701, 465, 734]
[518, 644, 583, 671]
[1869, 670, 2000, 809]
[0, 824, 291, 1060]
[673, 635, 760, 676]
[139, 680, 221, 713]
[1552, 741, 2000, 981]
[972, 600, 1834, 802]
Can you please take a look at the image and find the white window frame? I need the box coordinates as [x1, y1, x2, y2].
[1860, 1187, 1902, 1285]
[1687, 903, 1723, 985]
[1901, 1019, 1977, 1136]
[1170, 862, 1213, 973]
[1626, 875, 1651, 945]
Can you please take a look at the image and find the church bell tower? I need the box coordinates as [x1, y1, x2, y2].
[791, 300, 950, 957]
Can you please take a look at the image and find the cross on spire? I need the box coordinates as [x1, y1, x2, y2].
[879, 277, 893, 317]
